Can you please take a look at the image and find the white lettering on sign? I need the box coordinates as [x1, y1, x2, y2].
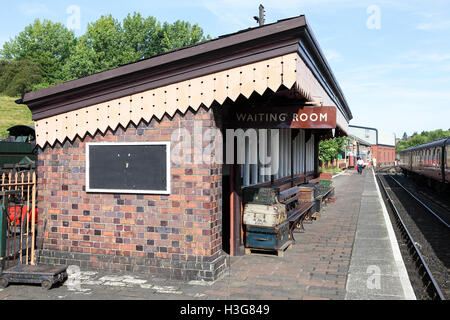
[235, 112, 329, 123]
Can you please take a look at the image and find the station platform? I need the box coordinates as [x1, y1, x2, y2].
[344, 168, 416, 300]
[0, 168, 416, 300]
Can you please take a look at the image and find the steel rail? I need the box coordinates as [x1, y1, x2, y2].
[390, 176, 450, 229]
[376, 174, 445, 300]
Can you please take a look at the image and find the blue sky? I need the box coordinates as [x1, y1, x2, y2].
[1, 0, 450, 138]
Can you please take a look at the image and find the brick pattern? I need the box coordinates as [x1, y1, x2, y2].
[371, 145, 396, 166]
[36, 106, 226, 281]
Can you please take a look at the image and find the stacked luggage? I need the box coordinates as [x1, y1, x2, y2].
[243, 187, 290, 255]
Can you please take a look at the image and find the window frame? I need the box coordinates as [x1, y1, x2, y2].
[86, 141, 171, 195]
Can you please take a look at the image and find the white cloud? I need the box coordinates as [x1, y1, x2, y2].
[416, 20, 450, 31]
[324, 49, 342, 62]
[400, 50, 450, 63]
[340, 65, 450, 136]
[19, 2, 52, 16]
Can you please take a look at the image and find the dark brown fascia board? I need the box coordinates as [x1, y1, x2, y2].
[22, 15, 306, 104]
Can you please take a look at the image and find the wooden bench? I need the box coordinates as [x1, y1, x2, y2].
[316, 186, 335, 202]
[311, 186, 335, 219]
[279, 187, 314, 244]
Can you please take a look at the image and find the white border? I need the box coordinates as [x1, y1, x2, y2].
[86, 142, 171, 195]
[372, 168, 416, 300]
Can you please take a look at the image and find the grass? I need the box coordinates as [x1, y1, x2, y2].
[0, 95, 34, 139]
[319, 166, 343, 174]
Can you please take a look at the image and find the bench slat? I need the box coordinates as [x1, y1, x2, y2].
[316, 187, 335, 200]
[287, 202, 314, 221]
[279, 186, 300, 201]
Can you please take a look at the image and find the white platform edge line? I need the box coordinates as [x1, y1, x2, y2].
[332, 170, 346, 179]
[371, 168, 416, 300]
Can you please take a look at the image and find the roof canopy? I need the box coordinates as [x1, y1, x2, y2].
[19, 15, 353, 148]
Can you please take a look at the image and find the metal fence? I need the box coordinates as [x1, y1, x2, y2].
[0, 171, 37, 270]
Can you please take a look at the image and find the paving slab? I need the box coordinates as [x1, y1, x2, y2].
[344, 168, 416, 300]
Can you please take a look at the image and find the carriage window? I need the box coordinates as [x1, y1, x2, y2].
[447, 145, 450, 168]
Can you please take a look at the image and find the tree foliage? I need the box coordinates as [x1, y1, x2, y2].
[0, 59, 42, 96]
[397, 129, 450, 152]
[1, 19, 76, 85]
[1, 13, 210, 93]
[158, 20, 209, 53]
[319, 137, 348, 164]
[62, 15, 134, 80]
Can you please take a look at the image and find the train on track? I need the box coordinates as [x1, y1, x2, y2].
[0, 125, 37, 172]
[399, 137, 450, 187]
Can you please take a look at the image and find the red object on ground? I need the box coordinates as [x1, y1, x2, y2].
[7, 206, 37, 227]
[318, 172, 332, 180]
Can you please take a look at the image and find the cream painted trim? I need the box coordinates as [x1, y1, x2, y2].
[35, 52, 342, 147]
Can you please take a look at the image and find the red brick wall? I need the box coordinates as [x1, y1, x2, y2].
[371, 145, 396, 165]
[36, 106, 226, 281]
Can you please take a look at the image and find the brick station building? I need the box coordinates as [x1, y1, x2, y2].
[19, 16, 352, 281]
[349, 125, 397, 167]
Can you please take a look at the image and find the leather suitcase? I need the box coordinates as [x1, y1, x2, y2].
[245, 221, 290, 250]
[243, 187, 280, 205]
[243, 203, 287, 227]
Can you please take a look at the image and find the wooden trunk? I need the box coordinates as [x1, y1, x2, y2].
[245, 221, 289, 250]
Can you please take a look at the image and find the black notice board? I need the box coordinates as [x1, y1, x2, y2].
[87, 143, 170, 194]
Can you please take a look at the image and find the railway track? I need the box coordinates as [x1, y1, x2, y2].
[390, 176, 450, 229]
[377, 174, 449, 300]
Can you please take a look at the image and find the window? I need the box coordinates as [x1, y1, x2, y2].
[241, 130, 275, 187]
[241, 129, 313, 187]
[86, 142, 171, 194]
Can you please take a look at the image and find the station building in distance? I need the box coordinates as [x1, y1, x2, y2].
[348, 125, 396, 167]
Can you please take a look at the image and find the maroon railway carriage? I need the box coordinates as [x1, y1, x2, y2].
[399, 137, 450, 185]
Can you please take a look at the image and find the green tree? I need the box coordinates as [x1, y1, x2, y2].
[319, 137, 348, 165]
[158, 20, 209, 53]
[396, 129, 450, 152]
[1, 19, 76, 84]
[0, 59, 42, 96]
[62, 15, 134, 80]
[62, 14, 211, 81]
[2, 13, 210, 91]
[122, 13, 162, 61]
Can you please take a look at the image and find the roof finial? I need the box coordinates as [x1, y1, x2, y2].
[253, 4, 265, 26]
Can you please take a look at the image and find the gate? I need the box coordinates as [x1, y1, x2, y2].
[0, 171, 37, 270]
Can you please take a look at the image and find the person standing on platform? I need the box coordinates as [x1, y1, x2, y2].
[373, 157, 377, 170]
[357, 157, 364, 175]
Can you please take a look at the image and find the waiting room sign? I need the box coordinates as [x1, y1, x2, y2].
[227, 106, 337, 129]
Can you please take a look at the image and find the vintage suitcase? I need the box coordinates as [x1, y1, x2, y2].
[243, 187, 280, 205]
[245, 221, 289, 250]
[243, 203, 287, 227]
